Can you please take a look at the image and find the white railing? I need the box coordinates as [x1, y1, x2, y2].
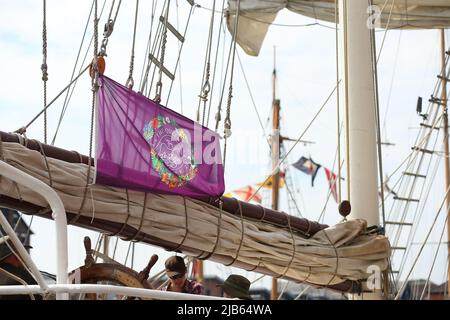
[0, 160, 68, 299]
[0, 284, 228, 300]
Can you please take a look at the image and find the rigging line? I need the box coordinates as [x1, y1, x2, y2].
[394, 182, 450, 300]
[381, 29, 402, 138]
[246, 82, 339, 203]
[387, 105, 442, 244]
[196, 3, 337, 29]
[419, 212, 448, 300]
[147, 0, 168, 98]
[51, 0, 96, 145]
[154, 0, 171, 103]
[394, 137, 443, 281]
[165, 2, 196, 107]
[195, 0, 217, 124]
[334, 0, 341, 203]
[206, 0, 227, 127]
[51, 0, 106, 146]
[222, 0, 241, 170]
[142, 1, 165, 96]
[138, 0, 157, 93]
[317, 145, 343, 223]
[125, 0, 139, 89]
[376, 0, 396, 65]
[214, 14, 237, 132]
[175, 0, 183, 114]
[370, 11, 386, 230]
[42, 0, 48, 144]
[15, 65, 90, 134]
[284, 170, 304, 218]
[237, 51, 271, 148]
[386, 70, 448, 226]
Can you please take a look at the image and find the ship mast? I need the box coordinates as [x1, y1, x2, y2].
[339, 0, 382, 298]
[271, 46, 281, 300]
[440, 29, 450, 297]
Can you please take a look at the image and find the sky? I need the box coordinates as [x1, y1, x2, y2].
[0, 0, 449, 294]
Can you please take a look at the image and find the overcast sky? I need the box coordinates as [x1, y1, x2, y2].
[0, 0, 449, 292]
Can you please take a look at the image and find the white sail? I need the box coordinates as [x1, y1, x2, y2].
[227, 0, 450, 55]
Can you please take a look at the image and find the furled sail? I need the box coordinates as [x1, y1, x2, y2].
[227, 0, 450, 56]
[0, 137, 391, 289]
[96, 75, 224, 198]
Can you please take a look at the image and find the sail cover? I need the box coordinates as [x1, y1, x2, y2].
[96, 75, 225, 198]
[227, 0, 450, 56]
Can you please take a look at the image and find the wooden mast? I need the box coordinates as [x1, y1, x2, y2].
[440, 29, 450, 298]
[271, 46, 281, 300]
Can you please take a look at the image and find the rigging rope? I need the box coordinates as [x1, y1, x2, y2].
[154, 0, 170, 103]
[196, 0, 216, 125]
[246, 83, 340, 203]
[138, 0, 157, 93]
[51, 0, 99, 146]
[99, 0, 122, 57]
[394, 182, 450, 299]
[126, 0, 139, 89]
[222, 0, 241, 170]
[206, 0, 226, 127]
[41, 0, 48, 144]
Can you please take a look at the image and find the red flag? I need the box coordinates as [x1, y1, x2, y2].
[324, 167, 338, 203]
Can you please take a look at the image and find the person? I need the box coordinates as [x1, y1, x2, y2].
[217, 274, 252, 299]
[161, 256, 204, 295]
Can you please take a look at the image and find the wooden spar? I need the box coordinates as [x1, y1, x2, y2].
[440, 29, 450, 297]
[271, 46, 280, 300]
[0, 193, 357, 293]
[0, 130, 328, 238]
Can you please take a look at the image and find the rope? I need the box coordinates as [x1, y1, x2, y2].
[0, 267, 36, 300]
[99, 0, 122, 56]
[199, 199, 223, 260]
[138, 0, 157, 93]
[109, 189, 132, 237]
[70, 0, 99, 225]
[171, 197, 189, 252]
[196, 0, 216, 124]
[126, 0, 139, 89]
[125, 193, 148, 242]
[246, 83, 339, 203]
[419, 213, 448, 300]
[224, 199, 245, 267]
[278, 213, 296, 280]
[41, 0, 48, 144]
[369, 8, 386, 230]
[394, 183, 450, 299]
[154, 0, 170, 103]
[51, 0, 98, 146]
[15, 65, 90, 135]
[164, 2, 196, 107]
[334, 0, 342, 202]
[237, 51, 271, 147]
[206, 0, 226, 127]
[222, 0, 241, 170]
[322, 229, 340, 287]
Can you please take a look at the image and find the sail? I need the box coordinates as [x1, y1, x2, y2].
[227, 0, 450, 56]
[96, 75, 225, 198]
[0, 139, 391, 288]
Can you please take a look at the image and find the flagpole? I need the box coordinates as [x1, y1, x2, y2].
[271, 46, 280, 300]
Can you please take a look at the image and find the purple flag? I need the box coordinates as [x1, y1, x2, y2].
[95, 75, 225, 198]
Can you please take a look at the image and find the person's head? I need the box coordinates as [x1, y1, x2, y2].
[165, 256, 187, 287]
[218, 274, 252, 299]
